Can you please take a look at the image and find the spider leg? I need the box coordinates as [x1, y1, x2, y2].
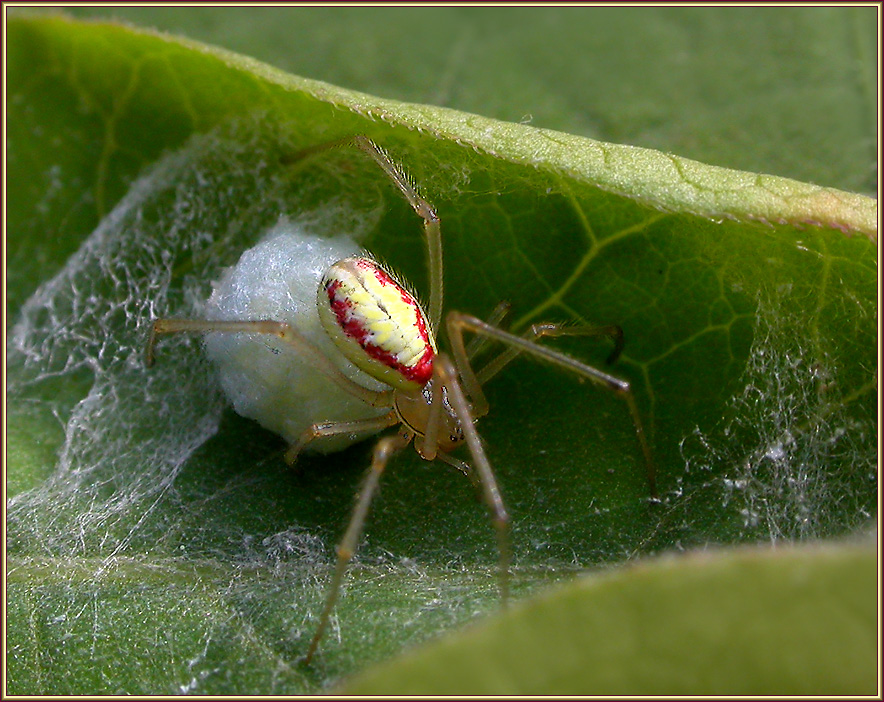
[434, 354, 512, 606]
[446, 312, 657, 499]
[477, 321, 624, 385]
[302, 430, 413, 664]
[146, 318, 394, 408]
[285, 412, 399, 464]
[286, 135, 444, 329]
[465, 301, 512, 360]
[416, 301, 513, 462]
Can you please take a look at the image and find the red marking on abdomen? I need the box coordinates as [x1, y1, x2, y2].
[326, 279, 435, 386]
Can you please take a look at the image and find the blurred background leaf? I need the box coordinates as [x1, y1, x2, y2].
[340, 543, 878, 695]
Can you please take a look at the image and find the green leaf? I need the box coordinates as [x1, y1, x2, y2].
[6, 13, 877, 695]
[339, 542, 879, 695]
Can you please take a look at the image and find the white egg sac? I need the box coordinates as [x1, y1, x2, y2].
[202, 219, 388, 454]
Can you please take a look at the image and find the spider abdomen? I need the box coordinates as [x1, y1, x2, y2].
[319, 257, 436, 393]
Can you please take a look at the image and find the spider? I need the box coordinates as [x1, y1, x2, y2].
[145, 136, 656, 664]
